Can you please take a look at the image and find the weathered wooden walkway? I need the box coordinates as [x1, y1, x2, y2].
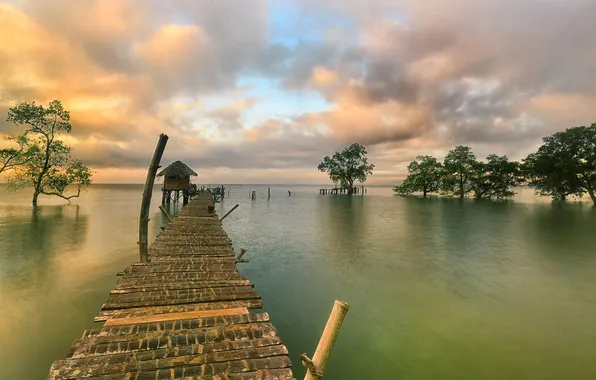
[47, 192, 294, 380]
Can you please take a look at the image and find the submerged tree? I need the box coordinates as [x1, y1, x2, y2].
[6, 100, 92, 206]
[442, 146, 476, 199]
[469, 154, 520, 200]
[394, 155, 443, 197]
[318, 143, 374, 194]
[524, 124, 596, 204]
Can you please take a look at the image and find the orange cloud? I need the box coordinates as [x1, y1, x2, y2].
[135, 24, 204, 69]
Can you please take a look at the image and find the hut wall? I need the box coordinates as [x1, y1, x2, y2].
[164, 177, 189, 191]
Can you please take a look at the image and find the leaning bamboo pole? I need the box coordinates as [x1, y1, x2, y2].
[301, 300, 349, 380]
[219, 203, 239, 221]
[159, 205, 173, 222]
[139, 133, 168, 262]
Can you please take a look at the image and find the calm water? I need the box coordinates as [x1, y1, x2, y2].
[1, 185, 595, 379]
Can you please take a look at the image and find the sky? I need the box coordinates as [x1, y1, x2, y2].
[0, 0, 595, 184]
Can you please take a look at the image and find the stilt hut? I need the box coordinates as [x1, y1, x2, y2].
[157, 161, 198, 205]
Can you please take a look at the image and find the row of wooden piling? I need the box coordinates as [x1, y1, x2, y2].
[319, 186, 366, 195]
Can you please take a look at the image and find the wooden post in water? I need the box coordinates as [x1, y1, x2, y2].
[220, 203, 239, 221]
[268, 187, 271, 200]
[159, 205, 173, 222]
[301, 300, 349, 380]
[139, 133, 169, 263]
[236, 248, 247, 260]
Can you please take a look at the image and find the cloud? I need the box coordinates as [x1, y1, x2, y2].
[1, 0, 595, 184]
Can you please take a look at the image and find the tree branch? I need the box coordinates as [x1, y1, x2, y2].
[40, 187, 82, 203]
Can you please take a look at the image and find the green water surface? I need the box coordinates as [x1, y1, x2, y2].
[0, 185, 595, 379]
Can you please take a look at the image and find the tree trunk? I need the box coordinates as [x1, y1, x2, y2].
[32, 191, 40, 206]
[586, 184, 596, 205]
[580, 175, 596, 205]
[423, 188, 427, 197]
[347, 182, 354, 195]
[459, 174, 464, 199]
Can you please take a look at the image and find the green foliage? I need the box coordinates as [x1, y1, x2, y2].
[394, 155, 443, 197]
[469, 154, 520, 200]
[0, 132, 38, 175]
[5, 100, 92, 205]
[318, 143, 374, 194]
[443, 146, 477, 199]
[523, 123, 596, 203]
[395, 148, 519, 201]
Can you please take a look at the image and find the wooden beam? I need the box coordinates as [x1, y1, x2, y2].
[139, 133, 169, 262]
[220, 203, 239, 221]
[104, 307, 249, 326]
[159, 205, 173, 222]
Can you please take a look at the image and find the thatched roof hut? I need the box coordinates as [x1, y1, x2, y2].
[158, 161, 197, 192]
[157, 161, 198, 178]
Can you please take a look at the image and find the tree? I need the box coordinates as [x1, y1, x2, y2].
[318, 143, 374, 194]
[469, 154, 520, 200]
[443, 146, 477, 199]
[6, 100, 92, 206]
[523, 124, 596, 204]
[394, 155, 443, 197]
[0, 133, 36, 175]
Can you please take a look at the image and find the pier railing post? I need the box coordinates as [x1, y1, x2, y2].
[139, 133, 169, 262]
[301, 300, 349, 380]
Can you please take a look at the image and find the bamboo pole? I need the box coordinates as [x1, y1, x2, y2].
[302, 300, 349, 380]
[236, 248, 247, 260]
[219, 203, 239, 221]
[139, 133, 169, 262]
[159, 205, 173, 222]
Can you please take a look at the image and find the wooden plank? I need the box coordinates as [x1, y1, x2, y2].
[68, 323, 280, 358]
[55, 356, 293, 380]
[101, 290, 262, 310]
[85, 313, 269, 339]
[95, 299, 263, 322]
[113, 280, 252, 292]
[50, 345, 289, 379]
[103, 307, 249, 326]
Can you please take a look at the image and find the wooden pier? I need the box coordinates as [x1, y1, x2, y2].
[47, 191, 294, 379]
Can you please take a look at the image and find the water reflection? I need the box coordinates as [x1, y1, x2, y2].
[316, 195, 368, 267]
[0, 205, 88, 286]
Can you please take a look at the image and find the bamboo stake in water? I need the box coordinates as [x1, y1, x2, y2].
[236, 248, 247, 260]
[139, 133, 168, 262]
[303, 300, 349, 380]
[159, 205, 173, 222]
[219, 203, 239, 221]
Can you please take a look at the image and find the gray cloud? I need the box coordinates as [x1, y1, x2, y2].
[2, 0, 596, 182]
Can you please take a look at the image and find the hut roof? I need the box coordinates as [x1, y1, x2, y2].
[157, 161, 198, 177]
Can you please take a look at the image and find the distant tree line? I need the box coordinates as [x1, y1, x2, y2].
[394, 123, 596, 205]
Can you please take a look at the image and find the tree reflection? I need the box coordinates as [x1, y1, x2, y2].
[316, 195, 368, 266]
[0, 204, 88, 285]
